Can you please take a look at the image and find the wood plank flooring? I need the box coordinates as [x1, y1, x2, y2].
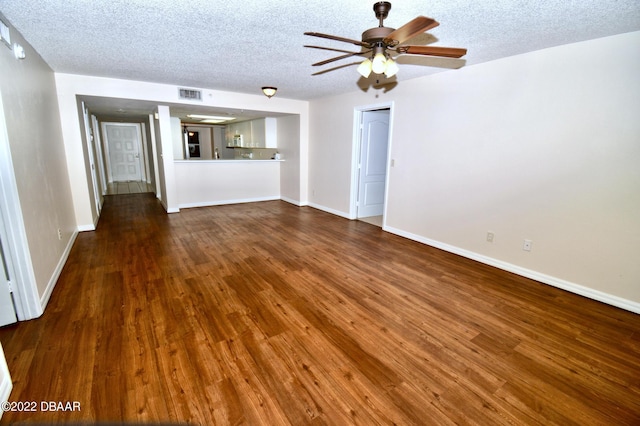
[106, 180, 154, 195]
[1, 194, 639, 425]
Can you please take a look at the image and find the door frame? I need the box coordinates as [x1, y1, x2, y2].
[0, 342, 12, 416]
[349, 101, 394, 224]
[91, 115, 108, 194]
[81, 102, 102, 215]
[0, 92, 41, 321]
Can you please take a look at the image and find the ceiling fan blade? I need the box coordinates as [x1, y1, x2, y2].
[397, 45, 467, 58]
[313, 51, 370, 67]
[305, 32, 370, 48]
[383, 16, 439, 46]
[305, 45, 363, 55]
[311, 62, 361, 76]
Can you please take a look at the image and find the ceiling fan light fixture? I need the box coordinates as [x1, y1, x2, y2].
[262, 86, 277, 98]
[371, 52, 387, 74]
[357, 59, 373, 78]
[384, 57, 399, 77]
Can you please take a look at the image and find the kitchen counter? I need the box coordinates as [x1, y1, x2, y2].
[174, 159, 282, 208]
[174, 159, 284, 163]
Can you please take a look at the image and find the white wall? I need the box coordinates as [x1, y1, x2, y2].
[277, 115, 303, 205]
[0, 13, 76, 315]
[171, 117, 184, 160]
[308, 32, 640, 311]
[174, 160, 281, 208]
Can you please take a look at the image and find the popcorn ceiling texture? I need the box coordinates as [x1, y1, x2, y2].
[1, 0, 639, 100]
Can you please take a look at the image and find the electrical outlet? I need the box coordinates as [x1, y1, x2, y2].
[523, 239, 532, 251]
[57, 228, 62, 240]
[486, 232, 494, 243]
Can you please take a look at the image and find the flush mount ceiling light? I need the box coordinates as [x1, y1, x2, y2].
[305, 2, 466, 79]
[186, 114, 236, 123]
[262, 87, 277, 98]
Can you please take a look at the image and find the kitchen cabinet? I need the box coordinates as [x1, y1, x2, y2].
[250, 118, 277, 148]
[225, 120, 252, 147]
[225, 118, 277, 148]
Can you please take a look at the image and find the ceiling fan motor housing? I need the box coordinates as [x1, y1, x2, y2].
[362, 26, 396, 46]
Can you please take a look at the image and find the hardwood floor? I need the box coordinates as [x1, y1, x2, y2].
[358, 215, 383, 227]
[1, 194, 639, 425]
[106, 180, 154, 195]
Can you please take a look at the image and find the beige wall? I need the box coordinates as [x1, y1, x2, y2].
[277, 115, 303, 204]
[0, 13, 76, 311]
[308, 32, 640, 310]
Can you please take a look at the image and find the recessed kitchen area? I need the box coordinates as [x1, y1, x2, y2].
[167, 104, 300, 210]
[177, 115, 280, 161]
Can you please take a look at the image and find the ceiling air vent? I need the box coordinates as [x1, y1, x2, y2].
[178, 88, 202, 101]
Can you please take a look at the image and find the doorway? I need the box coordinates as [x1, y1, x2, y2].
[352, 105, 392, 227]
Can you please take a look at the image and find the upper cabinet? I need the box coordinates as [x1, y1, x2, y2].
[251, 118, 277, 148]
[225, 120, 252, 147]
[226, 117, 277, 148]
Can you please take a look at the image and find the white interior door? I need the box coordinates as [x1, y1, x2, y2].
[103, 123, 143, 182]
[357, 109, 390, 218]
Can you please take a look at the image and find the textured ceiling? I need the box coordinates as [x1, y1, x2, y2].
[1, 0, 639, 102]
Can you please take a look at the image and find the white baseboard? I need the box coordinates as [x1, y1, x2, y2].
[178, 195, 280, 210]
[280, 196, 306, 206]
[384, 225, 640, 315]
[307, 202, 351, 219]
[40, 230, 79, 313]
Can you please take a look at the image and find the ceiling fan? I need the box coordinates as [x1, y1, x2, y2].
[304, 1, 467, 78]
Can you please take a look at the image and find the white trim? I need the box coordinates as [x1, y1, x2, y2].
[384, 225, 640, 314]
[307, 203, 351, 219]
[91, 115, 108, 194]
[280, 196, 305, 206]
[0, 342, 12, 419]
[40, 230, 78, 311]
[81, 102, 101, 218]
[148, 114, 161, 199]
[178, 195, 280, 210]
